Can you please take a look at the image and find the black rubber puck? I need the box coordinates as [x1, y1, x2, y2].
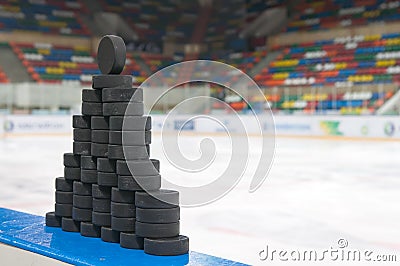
[73, 195, 92, 209]
[109, 130, 151, 145]
[73, 115, 91, 129]
[120, 233, 144, 249]
[92, 130, 109, 144]
[64, 167, 81, 181]
[135, 190, 179, 209]
[97, 172, 118, 187]
[73, 181, 92, 196]
[93, 198, 111, 213]
[91, 116, 109, 130]
[91, 143, 108, 157]
[102, 87, 143, 103]
[63, 153, 81, 167]
[97, 35, 126, 75]
[136, 207, 180, 224]
[61, 217, 80, 232]
[92, 75, 132, 89]
[97, 158, 116, 173]
[81, 169, 97, 183]
[144, 235, 189, 256]
[55, 177, 73, 192]
[103, 102, 144, 116]
[55, 191, 73, 204]
[116, 159, 159, 176]
[82, 89, 102, 102]
[136, 221, 179, 238]
[92, 184, 112, 199]
[109, 116, 151, 131]
[55, 203, 72, 217]
[80, 222, 101, 238]
[45, 212, 61, 227]
[72, 207, 92, 222]
[108, 144, 149, 160]
[101, 227, 120, 243]
[73, 128, 91, 142]
[118, 175, 161, 191]
[111, 217, 135, 232]
[111, 188, 135, 203]
[92, 212, 111, 227]
[81, 156, 97, 170]
[82, 102, 103, 116]
[111, 202, 135, 218]
[73, 141, 91, 155]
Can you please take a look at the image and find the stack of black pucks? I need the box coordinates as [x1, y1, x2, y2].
[135, 190, 189, 256]
[72, 115, 91, 156]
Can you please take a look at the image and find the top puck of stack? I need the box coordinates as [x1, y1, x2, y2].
[109, 116, 151, 131]
[97, 35, 126, 75]
[82, 89, 102, 103]
[91, 116, 109, 130]
[81, 156, 97, 170]
[92, 75, 132, 89]
[73, 115, 90, 129]
[64, 153, 80, 168]
[135, 190, 179, 209]
[102, 88, 143, 103]
[55, 177, 73, 192]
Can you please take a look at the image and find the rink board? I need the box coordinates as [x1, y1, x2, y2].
[0, 208, 245, 266]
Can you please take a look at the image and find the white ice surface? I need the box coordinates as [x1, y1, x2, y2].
[0, 134, 400, 265]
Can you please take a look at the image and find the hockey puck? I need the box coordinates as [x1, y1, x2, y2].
[108, 144, 150, 160]
[45, 212, 61, 227]
[120, 233, 144, 249]
[73, 142, 91, 155]
[72, 207, 92, 222]
[103, 102, 144, 116]
[63, 153, 81, 167]
[80, 222, 101, 238]
[91, 116, 109, 130]
[136, 207, 180, 224]
[116, 159, 159, 176]
[91, 143, 108, 157]
[111, 188, 135, 203]
[118, 175, 161, 191]
[136, 221, 179, 238]
[93, 198, 111, 213]
[81, 156, 97, 170]
[111, 202, 135, 218]
[73, 128, 91, 142]
[97, 158, 116, 173]
[81, 169, 97, 183]
[55, 177, 73, 192]
[92, 130, 109, 144]
[55, 203, 72, 217]
[111, 217, 135, 232]
[109, 130, 151, 145]
[73, 181, 92, 196]
[97, 172, 118, 187]
[144, 235, 189, 256]
[109, 116, 151, 131]
[82, 89, 102, 102]
[64, 167, 80, 181]
[92, 184, 111, 199]
[61, 217, 80, 232]
[73, 115, 91, 129]
[82, 102, 103, 116]
[55, 191, 73, 204]
[92, 212, 111, 227]
[101, 227, 120, 243]
[92, 75, 132, 89]
[97, 35, 126, 75]
[135, 190, 179, 209]
[102, 87, 143, 103]
[73, 195, 92, 209]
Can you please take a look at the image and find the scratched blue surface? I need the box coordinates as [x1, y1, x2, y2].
[0, 208, 247, 266]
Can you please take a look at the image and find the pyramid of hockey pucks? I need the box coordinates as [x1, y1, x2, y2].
[46, 35, 189, 256]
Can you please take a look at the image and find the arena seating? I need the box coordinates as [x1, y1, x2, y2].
[0, 66, 8, 83]
[212, 50, 267, 74]
[287, 0, 400, 32]
[0, 0, 89, 36]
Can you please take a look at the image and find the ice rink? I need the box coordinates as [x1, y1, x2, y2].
[1, 134, 400, 265]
